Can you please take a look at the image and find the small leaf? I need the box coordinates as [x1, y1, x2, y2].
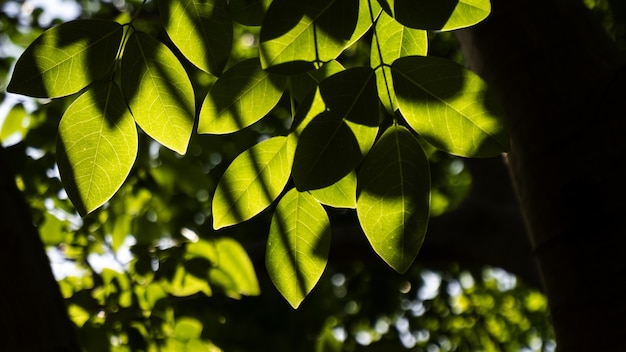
[121, 31, 195, 155]
[357, 125, 430, 273]
[292, 68, 378, 190]
[56, 81, 138, 216]
[309, 170, 357, 208]
[198, 58, 287, 134]
[371, 11, 427, 112]
[266, 188, 331, 308]
[212, 136, 295, 229]
[259, 0, 360, 73]
[379, 0, 490, 31]
[392, 56, 509, 157]
[7, 19, 123, 98]
[158, 0, 232, 75]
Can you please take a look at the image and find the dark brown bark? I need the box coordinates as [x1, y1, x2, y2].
[0, 146, 80, 352]
[457, 0, 626, 350]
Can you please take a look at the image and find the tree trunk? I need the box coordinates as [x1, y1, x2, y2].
[457, 0, 626, 350]
[0, 146, 80, 351]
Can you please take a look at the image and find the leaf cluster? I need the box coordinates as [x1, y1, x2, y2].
[7, 0, 509, 310]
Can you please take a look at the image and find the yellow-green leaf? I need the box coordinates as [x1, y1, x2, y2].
[292, 67, 378, 190]
[392, 56, 509, 157]
[357, 125, 430, 273]
[56, 81, 138, 216]
[158, 0, 232, 75]
[121, 31, 195, 155]
[266, 188, 331, 308]
[198, 58, 286, 134]
[208, 237, 260, 298]
[309, 170, 357, 209]
[379, 0, 490, 31]
[371, 11, 427, 112]
[259, 0, 360, 73]
[212, 136, 295, 229]
[7, 19, 123, 98]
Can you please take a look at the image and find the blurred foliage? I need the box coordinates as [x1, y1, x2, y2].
[0, 0, 559, 350]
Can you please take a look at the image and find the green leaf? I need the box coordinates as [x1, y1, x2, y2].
[289, 60, 344, 103]
[290, 87, 327, 135]
[292, 67, 378, 190]
[379, 0, 490, 31]
[198, 58, 287, 134]
[309, 170, 357, 209]
[209, 237, 260, 298]
[121, 31, 195, 155]
[356, 125, 430, 273]
[0, 104, 28, 145]
[371, 11, 427, 113]
[266, 188, 331, 308]
[212, 136, 295, 229]
[7, 19, 123, 98]
[259, 0, 360, 73]
[158, 0, 232, 75]
[392, 56, 509, 157]
[56, 81, 138, 216]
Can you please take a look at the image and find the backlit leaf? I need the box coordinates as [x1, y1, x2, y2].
[371, 11, 427, 112]
[357, 125, 430, 273]
[266, 188, 331, 308]
[213, 136, 295, 229]
[379, 0, 490, 31]
[121, 31, 195, 155]
[259, 0, 360, 73]
[56, 81, 138, 216]
[309, 170, 357, 208]
[198, 58, 287, 134]
[7, 19, 123, 98]
[209, 237, 261, 298]
[292, 67, 378, 190]
[392, 56, 509, 157]
[158, 0, 232, 75]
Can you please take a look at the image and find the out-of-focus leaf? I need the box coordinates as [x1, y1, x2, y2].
[209, 237, 260, 298]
